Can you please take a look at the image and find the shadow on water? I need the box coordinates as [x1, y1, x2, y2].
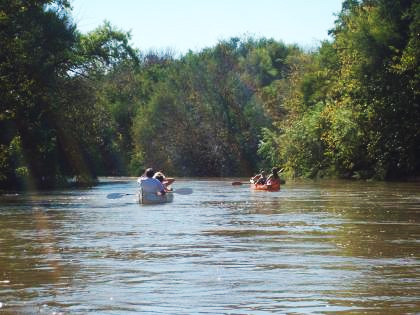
[0, 178, 419, 314]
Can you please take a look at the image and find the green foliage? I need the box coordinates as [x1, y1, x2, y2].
[130, 38, 292, 176]
[331, 0, 420, 179]
[0, 0, 77, 189]
[75, 21, 139, 75]
[0, 136, 28, 188]
[0, 1, 139, 189]
[259, 0, 420, 180]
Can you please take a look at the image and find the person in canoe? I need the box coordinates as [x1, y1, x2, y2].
[137, 168, 166, 195]
[265, 167, 281, 188]
[153, 171, 173, 192]
[250, 170, 267, 184]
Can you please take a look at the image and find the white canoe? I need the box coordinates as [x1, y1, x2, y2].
[138, 191, 174, 204]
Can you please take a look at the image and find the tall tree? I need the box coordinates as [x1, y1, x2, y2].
[0, 2, 139, 189]
[331, 0, 420, 178]
[0, 0, 77, 189]
[259, 0, 420, 180]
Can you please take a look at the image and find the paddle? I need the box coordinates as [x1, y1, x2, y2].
[232, 179, 286, 185]
[107, 193, 134, 199]
[232, 181, 287, 185]
[107, 187, 193, 199]
[231, 181, 251, 186]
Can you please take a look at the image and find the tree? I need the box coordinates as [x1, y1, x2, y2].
[130, 37, 293, 176]
[0, 2, 139, 189]
[331, 0, 420, 179]
[0, 0, 78, 189]
[259, 0, 420, 180]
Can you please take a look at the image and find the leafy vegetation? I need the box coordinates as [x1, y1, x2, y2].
[1, 0, 419, 190]
[262, 0, 420, 180]
[0, 0, 138, 189]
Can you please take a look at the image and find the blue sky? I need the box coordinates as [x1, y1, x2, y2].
[71, 0, 344, 55]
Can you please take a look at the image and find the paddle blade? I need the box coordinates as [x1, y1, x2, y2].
[107, 193, 132, 199]
[173, 187, 193, 195]
[231, 181, 244, 185]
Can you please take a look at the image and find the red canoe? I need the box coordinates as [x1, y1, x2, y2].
[251, 182, 280, 192]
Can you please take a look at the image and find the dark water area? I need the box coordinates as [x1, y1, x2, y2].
[0, 178, 419, 314]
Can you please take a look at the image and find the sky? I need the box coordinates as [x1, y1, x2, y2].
[71, 0, 344, 55]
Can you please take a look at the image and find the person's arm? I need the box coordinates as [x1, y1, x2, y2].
[164, 178, 175, 186]
[163, 178, 174, 191]
[251, 174, 261, 183]
[156, 180, 166, 195]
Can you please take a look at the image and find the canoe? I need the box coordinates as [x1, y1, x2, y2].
[251, 183, 280, 192]
[138, 191, 174, 204]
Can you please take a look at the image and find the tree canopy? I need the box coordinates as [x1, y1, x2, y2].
[0, 0, 138, 189]
[259, 0, 420, 180]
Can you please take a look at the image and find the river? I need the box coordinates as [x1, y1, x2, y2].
[0, 178, 419, 314]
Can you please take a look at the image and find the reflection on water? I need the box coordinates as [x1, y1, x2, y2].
[0, 178, 419, 314]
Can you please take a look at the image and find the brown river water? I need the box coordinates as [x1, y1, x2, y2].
[0, 178, 419, 314]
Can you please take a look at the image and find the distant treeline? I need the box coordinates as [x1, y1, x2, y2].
[1, 0, 419, 190]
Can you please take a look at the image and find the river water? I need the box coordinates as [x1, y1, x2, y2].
[0, 178, 419, 314]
